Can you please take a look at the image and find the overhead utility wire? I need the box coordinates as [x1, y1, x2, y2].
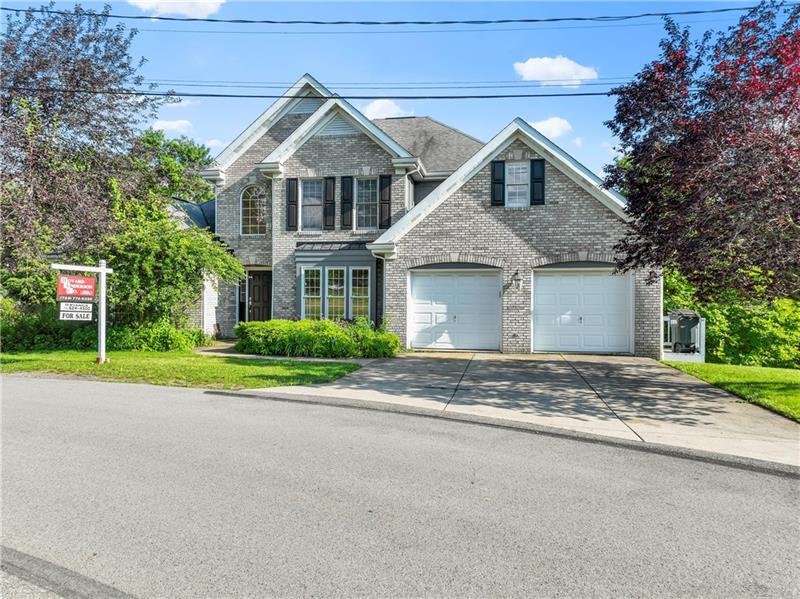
[145, 76, 635, 86]
[3, 86, 695, 100]
[0, 4, 769, 25]
[133, 15, 733, 35]
[142, 80, 636, 90]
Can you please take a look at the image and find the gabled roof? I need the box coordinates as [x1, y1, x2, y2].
[211, 73, 332, 172]
[369, 118, 628, 252]
[259, 97, 413, 170]
[172, 197, 216, 233]
[371, 116, 484, 174]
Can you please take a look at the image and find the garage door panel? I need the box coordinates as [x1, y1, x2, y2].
[410, 271, 501, 350]
[534, 272, 631, 354]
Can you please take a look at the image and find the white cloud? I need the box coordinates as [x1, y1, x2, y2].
[127, 0, 226, 18]
[204, 139, 229, 150]
[530, 116, 573, 139]
[164, 99, 200, 109]
[153, 119, 193, 134]
[513, 56, 598, 88]
[361, 99, 413, 120]
[572, 137, 584, 148]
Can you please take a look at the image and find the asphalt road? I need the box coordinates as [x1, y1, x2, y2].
[2, 376, 799, 598]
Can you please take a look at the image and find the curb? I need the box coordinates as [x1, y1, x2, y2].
[205, 388, 800, 479]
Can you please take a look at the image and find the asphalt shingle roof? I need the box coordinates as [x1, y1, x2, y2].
[371, 116, 483, 174]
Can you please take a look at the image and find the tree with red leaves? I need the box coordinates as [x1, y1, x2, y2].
[605, 1, 800, 300]
[0, 3, 167, 274]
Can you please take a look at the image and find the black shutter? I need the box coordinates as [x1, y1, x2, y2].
[379, 175, 392, 229]
[491, 160, 505, 206]
[341, 176, 353, 229]
[531, 159, 545, 205]
[323, 176, 336, 230]
[286, 178, 298, 230]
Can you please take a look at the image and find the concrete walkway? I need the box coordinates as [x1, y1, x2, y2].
[260, 353, 800, 467]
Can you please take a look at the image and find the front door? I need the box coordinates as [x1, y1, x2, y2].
[247, 271, 272, 321]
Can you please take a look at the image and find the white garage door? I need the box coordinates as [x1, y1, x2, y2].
[533, 271, 631, 353]
[410, 271, 501, 350]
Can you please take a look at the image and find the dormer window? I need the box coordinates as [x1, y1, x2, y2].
[241, 185, 268, 235]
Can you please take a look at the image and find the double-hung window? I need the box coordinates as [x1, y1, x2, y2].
[301, 179, 323, 231]
[355, 178, 378, 230]
[505, 162, 530, 208]
[302, 268, 322, 319]
[241, 185, 268, 235]
[350, 268, 370, 320]
[326, 268, 346, 321]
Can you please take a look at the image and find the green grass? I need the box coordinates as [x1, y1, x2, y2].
[665, 361, 800, 422]
[0, 351, 360, 390]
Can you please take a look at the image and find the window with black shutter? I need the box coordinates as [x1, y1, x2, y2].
[286, 178, 298, 231]
[531, 159, 545, 205]
[491, 160, 505, 205]
[379, 175, 391, 229]
[341, 176, 353, 229]
[323, 177, 336, 230]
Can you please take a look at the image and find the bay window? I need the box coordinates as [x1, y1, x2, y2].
[302, 268, 322, 319]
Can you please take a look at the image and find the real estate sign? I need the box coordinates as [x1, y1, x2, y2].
[59, 302, 94, 321]
[57, 275, 96, 301]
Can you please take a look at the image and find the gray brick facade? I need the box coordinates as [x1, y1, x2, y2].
[382, 140, 663, 359]
[205, 100, 661, 358]
[211, 113, 408, 336]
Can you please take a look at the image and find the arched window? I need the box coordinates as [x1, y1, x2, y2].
[241, 185, 268, 235]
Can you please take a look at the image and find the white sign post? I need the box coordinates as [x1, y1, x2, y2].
[52, 260, 113, 364]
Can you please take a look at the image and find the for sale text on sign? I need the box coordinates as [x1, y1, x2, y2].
[57, 275, 96, 300]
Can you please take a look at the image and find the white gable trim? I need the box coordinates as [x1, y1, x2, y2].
[368, 118, 628, 252]
[260, 98, 413, 168]
[210, 74, 332, 173]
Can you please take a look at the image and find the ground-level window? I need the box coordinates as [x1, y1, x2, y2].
[505, 161, 529, 208]
[326, 268, 346, 321]
[302, 268, 322, 319]
[350, 268, 370, 320]
[301, 179, 323, 231]
[241, 185, 268, 235]
[355, 178, 378, 230]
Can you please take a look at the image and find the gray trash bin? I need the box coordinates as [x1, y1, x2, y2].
[668, 309, 700, 353]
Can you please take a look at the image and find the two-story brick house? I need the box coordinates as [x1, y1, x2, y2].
[198, 74, 662, 359]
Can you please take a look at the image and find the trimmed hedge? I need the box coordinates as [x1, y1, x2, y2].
[1, 303, 211, 352]
[235, 319, 401, 359]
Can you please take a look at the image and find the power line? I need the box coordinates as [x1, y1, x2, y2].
[133, 16, 733, 36]
[0, 4, 765, 26]
[142, 80, 636, 91]
[145, 76, 636, 86]
[4, 86, 627, 100]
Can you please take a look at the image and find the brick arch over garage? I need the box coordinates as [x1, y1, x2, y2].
[407, 253, 505, 269]
[530, 251, 617, 268]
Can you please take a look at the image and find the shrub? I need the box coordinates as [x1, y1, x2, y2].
[235, 319, 401, 359]
[1, 304, 211, 353]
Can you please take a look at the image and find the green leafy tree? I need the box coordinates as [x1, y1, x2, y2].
[664, 269, 800, 368]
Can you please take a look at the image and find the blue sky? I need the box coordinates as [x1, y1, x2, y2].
[11, 1, 746, 174]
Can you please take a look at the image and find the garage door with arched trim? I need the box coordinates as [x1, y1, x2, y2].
[409, 271, 501, 350]
[533, 271, 631, 353]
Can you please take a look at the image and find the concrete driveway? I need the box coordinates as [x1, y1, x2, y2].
[266, 353, 800, 466]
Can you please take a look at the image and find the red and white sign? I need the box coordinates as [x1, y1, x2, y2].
[57, 275, 96, 300]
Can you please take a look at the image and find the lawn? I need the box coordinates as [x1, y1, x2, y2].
[0, 351, 360, 390]
[666, 361, 800, 422]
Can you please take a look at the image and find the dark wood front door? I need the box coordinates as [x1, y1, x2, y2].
[247, 271, 272, 321]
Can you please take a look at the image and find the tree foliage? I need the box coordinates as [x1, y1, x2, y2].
[606, 1, 800, 300]
[0, 2, 169, 270]
[664, 269, 800, 368]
